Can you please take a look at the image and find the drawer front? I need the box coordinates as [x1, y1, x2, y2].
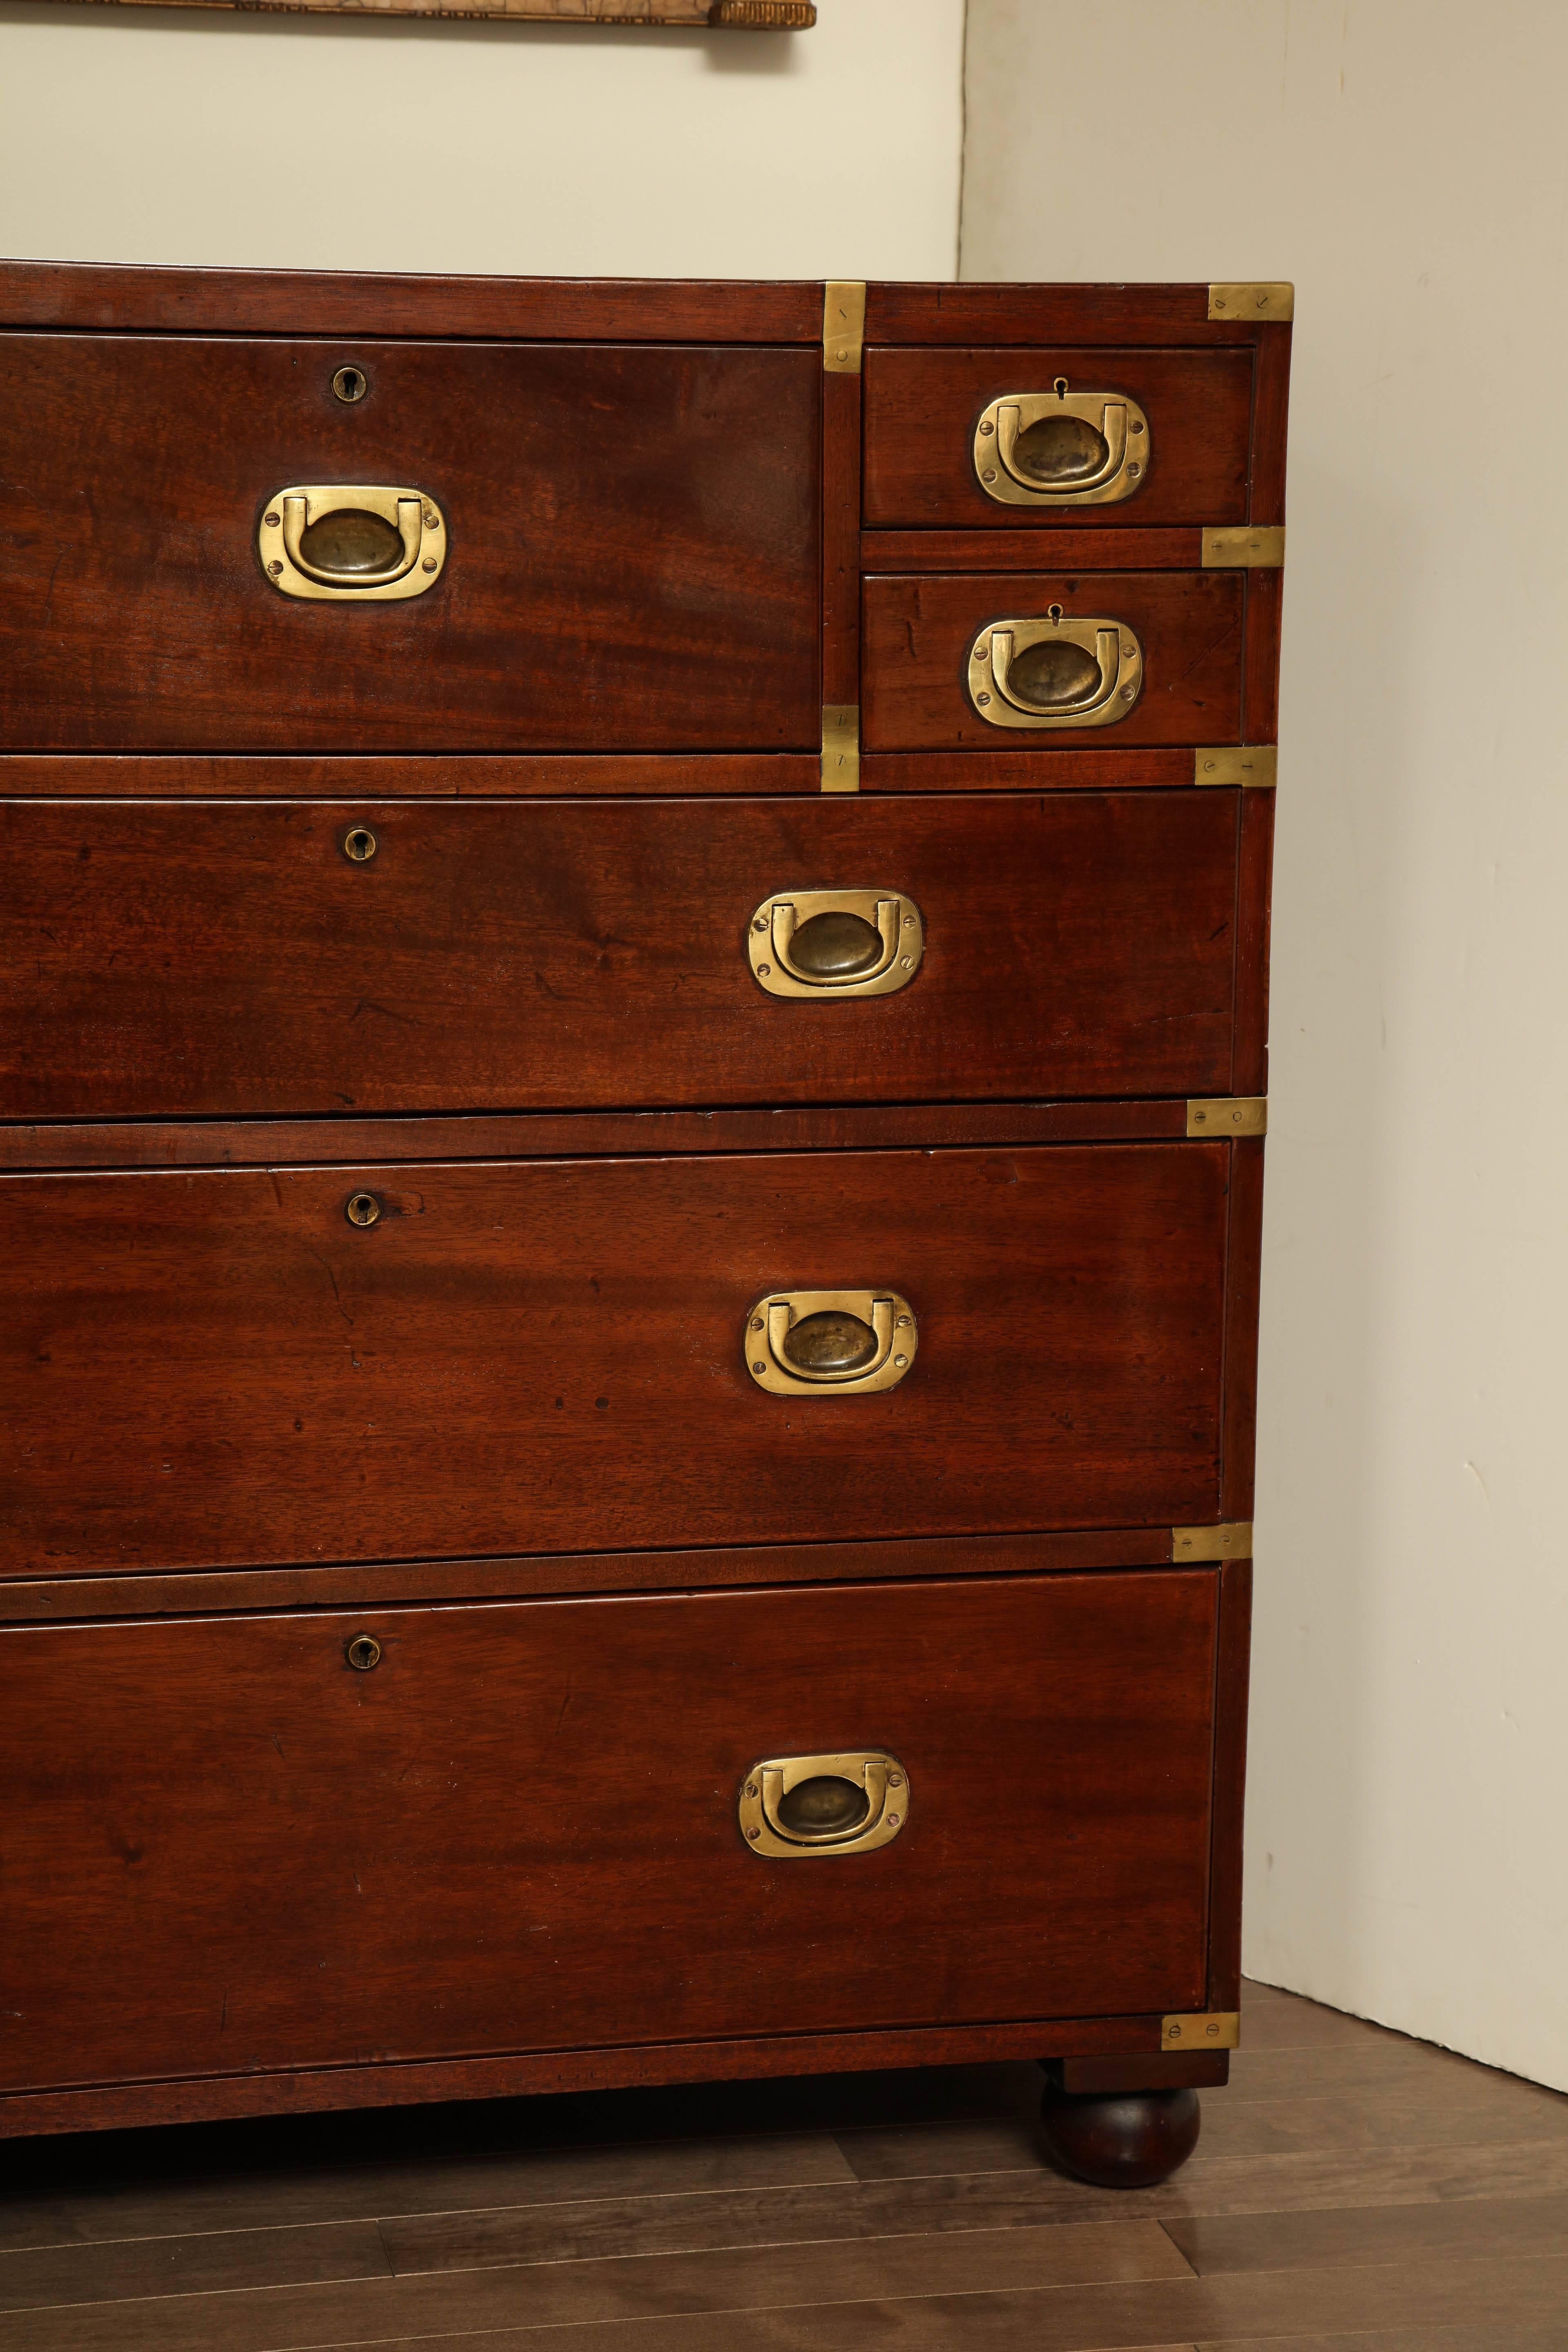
[4, 1145, 1227, 1573]
[0, 336, 819, 753]
[864, 572, 1244, 751]
[0, 1572, 1216, 2092]
[0, 794, 1241, 1119]
[864, 348, 1253, 528]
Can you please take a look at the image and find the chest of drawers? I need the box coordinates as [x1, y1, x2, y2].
[0, 265, 1287, 2180]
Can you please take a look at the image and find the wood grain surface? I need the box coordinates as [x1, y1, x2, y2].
[0, 337, 819, 753]
[0, 262, 821, 343]
[2, 1982, 1566, 2349]
[862, 572, 1244, 751]
[0, 1570, 1217, 2092]
[863, 349, 1252, 529]
[2, 1142, 1231, 1573]
[0, 792, 1243, 1118]
[0, 1099, 1194, 1175]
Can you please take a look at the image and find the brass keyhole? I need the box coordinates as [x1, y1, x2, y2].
[345, 1192, 382, 1228]
[341, 825, 379, 864]
[332, 364, 368, 405]
[345, 1634, 381, 1671]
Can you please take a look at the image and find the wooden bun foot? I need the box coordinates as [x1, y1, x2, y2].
[1038, 2082, 1202, 2188]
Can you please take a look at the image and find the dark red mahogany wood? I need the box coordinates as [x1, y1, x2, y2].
[1, 1143, 1230, 1574]
[1039, 2081, 1203, 2187]
[0, 792, 1242, 1118]
[862, 572, 1244, 751]
[863, 348, 1252, 529]
[0, 1572, 1217, 2095]
[0, 337, 820, 752]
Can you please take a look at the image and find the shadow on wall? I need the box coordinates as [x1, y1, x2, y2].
[1251, 442, 1417, 2007]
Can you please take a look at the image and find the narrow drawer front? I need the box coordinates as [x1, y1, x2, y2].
[0, 336, 819, 753]
[4, 1145, 1227, 1574]
[0, 795, 1241, 1119]
[0, 1571, 1216, 2093]
[864, 347, 1253, 528]
[863, 572, 1244, 751]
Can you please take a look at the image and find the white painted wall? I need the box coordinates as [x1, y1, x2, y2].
[965, 0, 1568, 2092]
[0, 0, 963, 279]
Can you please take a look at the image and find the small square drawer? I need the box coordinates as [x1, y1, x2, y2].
[863, 572, 1244, 751]
[864, 347, 1253, 529]
[0, 335, 820, 754]
[0, 1570, 1217, 2094]
[2, 1143, 1230, 1575]
[0, 792, 1244, 1119]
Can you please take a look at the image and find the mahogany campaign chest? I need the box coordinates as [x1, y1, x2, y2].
[0, 265, 1288, 2176]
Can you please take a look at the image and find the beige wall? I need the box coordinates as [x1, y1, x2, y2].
[0, 0, 963, 278]
[965, 0, 1568, 2092]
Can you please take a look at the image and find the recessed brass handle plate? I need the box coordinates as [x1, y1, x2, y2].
[747, 888, 924, 999]
[260, 485, 446, 601]
[745, 1288, 917, 1397]
[974, 385, 1149, 507]
[969, 610, 1143, 731]
[739, 1750, 909, 1858]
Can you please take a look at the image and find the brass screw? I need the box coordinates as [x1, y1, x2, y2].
[346, 1634, 381, 1671]
[887, 1812, 900, 1826]
[751, 1317, 764, 1332]
[421, 557, 437, 573]
[757, 962, 771, 977]
[1130, 419, 1144, 434]
[265, 511, 281, 528]
[267, 560, 284, 577]
[753, 916, 768, 932]
[979, 420, 995, 436]
[1213, 296, 1227, 310]
[746, 1825, 761, 1841]
[976, 691, 991, 706]
[1121, 684, 1136, 699]
[746, 1782, 758, 1798]
[900, 956, 913, 969]
[896, 1315, 911, 1327]
[345, 1192, 382, 1228]
[1127, 463, 1142, 479]
[424, 513, 440, 531]
[753, 1360, 766, 1374]
[893, 1353, 908, 1369]
[887, 1771, 903, 1787]
[982, 468, 997, 483]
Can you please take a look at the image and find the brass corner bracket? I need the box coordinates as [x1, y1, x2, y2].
[1163, 2009, 1241, 2050]
[1195, 746, 1277, 789]
[1208, 282, 1293, 323]
[821, 704, 860, 792]
[1172, 1524, 1254, 1564]
[824, 282, 866, 374]
[1187, 1097, 1267, 1139]
[1203, 525, 1285, 570]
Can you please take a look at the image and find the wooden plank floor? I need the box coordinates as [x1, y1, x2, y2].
[3, 1980, 1566, 2350]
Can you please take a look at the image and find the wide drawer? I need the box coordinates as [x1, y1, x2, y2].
[0, 336, 819, 753]
[0, 794, 1243, 1118]
[863, 347, 1252, 528]
[863, 572, 1243, 751]
[4, 1144, 1229, 1574]
[0, 1570, 1216, 2093]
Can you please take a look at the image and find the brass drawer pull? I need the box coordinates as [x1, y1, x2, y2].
[974, 382, 1149, 507]
[745, 1287, 916, 1397]
[969, 607, 1143, 731]
[260, 485, 446, 602]
[747, 888, 923, 998]
[739, 1750, 909, 1858]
